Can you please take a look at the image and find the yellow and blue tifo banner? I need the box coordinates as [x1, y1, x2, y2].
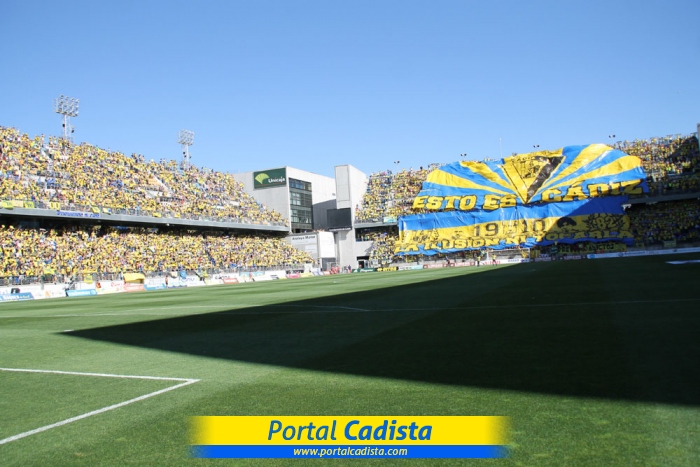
[397, 196, 631, 255]
[414, 144, 647, 210]
[190, 416, 509, 459]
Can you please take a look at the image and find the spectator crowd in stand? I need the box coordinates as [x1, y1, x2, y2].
[627, 199, 700, 247]
[616, 134, 700, 196]
[354, 166, 437, 223]
[0, 127, 285, 225]
[354, 134, 700, 262]
[0, 222, 313, 280]
[366, 230, 397, 266]
[0, 126, 313, 282]
[2, 124, 699, 278]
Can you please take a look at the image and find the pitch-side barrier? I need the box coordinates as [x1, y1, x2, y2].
[2, 247, 699, 302]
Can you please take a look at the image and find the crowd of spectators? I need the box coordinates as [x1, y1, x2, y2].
[365, 231, 397, 266]
[0, 126, 285, 225]
[354, 166, 437, 223]
[615, 134, 700, 196]
[627, 199, 700, 247]
[0, 222, 313, 280]
[0, 125, 316, 282]
[352, 134, 700, 263]
[3, 124, 699, 275]
[354, 134, 700, 224]
[360, 193, 700, 266]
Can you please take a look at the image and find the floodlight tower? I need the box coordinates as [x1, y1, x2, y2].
[178, 130, 194, 167]
[53, 95, 79, 141]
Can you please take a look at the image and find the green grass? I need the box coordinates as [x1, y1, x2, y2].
[1, 254, 699, 466]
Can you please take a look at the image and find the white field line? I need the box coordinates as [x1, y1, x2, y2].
[210, 298, 700, 315]
[0, 303, 370, 318]
[272, 304, 370, 311]
[0, 368, 199, 445]
[395, 297, 700, 311]
[0, 367, 195, 381]
[0, 298, 698, 320]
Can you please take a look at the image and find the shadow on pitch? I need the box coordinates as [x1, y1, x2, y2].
[67, 260, 700, 406]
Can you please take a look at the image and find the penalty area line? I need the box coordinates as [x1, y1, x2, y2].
[0, 368, 199, 445]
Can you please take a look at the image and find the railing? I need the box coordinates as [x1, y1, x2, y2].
[0, 198, 288, 227]
[0, 263, 311, 287]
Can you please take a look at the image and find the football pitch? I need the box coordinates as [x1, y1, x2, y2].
[1, 254, 699, 466]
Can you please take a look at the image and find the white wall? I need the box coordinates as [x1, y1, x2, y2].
[233, 164, 369, 269]
[287, 233, 320, 259]
[335, 165, 368, 216]
[233, 166, 337, 231]
[354, 240, 373, 258]
[232, 169, 291, 223]
[318, 231, 336, 258]
[286, 231, 337, 265]
[287, 167, 337, 231]
[334, 165, 368, 268]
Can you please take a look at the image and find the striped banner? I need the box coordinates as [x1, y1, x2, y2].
[398, 145, 647, 255]
[414, 145, 647, 210]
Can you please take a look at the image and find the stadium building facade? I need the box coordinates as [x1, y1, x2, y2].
[233, 165, 370, 269]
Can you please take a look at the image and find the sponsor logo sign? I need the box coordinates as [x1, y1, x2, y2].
[57, 210, 100, 218]
[65, 289, 97, 297]
[254, 168, 287, 189]
[124, 283, 145, 292]
[0, 292, 35, 301]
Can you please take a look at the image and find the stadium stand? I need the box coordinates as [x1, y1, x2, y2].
[354, 133, 700, 265]
[354, 165, 438, 223]
[616, 134, 700, 196]
[366, 230, 398, 266]
[0, 126, 286, 225]
[0, 126, 313, 285]
[2, 124, 699, 281]
[0, 222, 313, 285]
[627, 199, 700, 247]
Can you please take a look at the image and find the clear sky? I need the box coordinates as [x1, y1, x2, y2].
[2, 0, 698, 178]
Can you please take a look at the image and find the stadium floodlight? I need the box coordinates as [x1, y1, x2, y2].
[532, 144, 540, 150]
[460, 153, 468, 158]
[178, 129, 194, 167]
[54, 95, 79, 140]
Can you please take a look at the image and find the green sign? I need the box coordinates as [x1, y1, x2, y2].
[253, 168, 287, 189]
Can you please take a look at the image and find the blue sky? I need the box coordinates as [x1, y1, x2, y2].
[2, 0, 698, 178]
